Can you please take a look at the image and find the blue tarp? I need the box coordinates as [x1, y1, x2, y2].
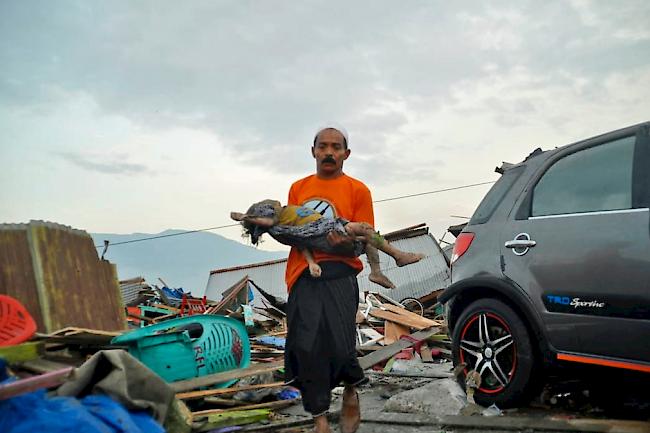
[161, 286, 186, 301]
[0, 384, 164, 433]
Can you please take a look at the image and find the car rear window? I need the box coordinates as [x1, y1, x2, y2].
[469, 166, 524, 225]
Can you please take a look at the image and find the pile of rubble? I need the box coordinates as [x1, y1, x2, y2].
[0, 272, 456, 432]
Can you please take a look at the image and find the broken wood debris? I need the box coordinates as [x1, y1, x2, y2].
[171, 360, 283, 393]
[2, 273, 647, 433]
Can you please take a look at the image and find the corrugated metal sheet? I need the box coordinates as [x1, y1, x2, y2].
[119, 277, 150, 306]
[204, 230, 450, 304]
[0, 221, 127, 332]
[356, 233, 450, 302]
[0, 225, 45, 330]
[205, 258, 288, 302]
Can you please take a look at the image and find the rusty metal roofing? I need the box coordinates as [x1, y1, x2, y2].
[204, 225, 450, 305]
[0, 220, 127, 332]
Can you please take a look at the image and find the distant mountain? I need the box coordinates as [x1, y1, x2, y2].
[91, 230, 286, 295]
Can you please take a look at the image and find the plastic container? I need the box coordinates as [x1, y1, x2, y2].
[112, 315, 250, 385]
[0, 295, 37, 347]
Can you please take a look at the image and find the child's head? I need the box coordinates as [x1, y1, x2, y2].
[241, 199, 282, 244]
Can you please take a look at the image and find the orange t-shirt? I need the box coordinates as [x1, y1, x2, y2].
[285, 173, 374, 291]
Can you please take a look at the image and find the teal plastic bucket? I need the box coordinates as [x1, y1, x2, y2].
[112, 315, 251, 386]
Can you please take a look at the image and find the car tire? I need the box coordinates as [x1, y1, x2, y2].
[451, 298, 536, 407]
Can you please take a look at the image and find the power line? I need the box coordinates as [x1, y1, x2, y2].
[373, 180, 495, 203]
[94, 180, 495, 248]
[95, 223, 240, 248]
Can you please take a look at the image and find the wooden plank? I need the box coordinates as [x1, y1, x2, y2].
[355, 344, 384, 352]
[171, 360, 283, 393]
[192, 398, 298, 418]
[36, 327, 121, 346]
[176, 381, 286, 400]
[381, 304, 442, 327]
[45, 327, 122, 337]
[368, 309, 432, 330]
[152, 304, 180, 313]
[203, 409, 271, 429]
[0, 341, 43, 363]
[203, 397, 248, 406]
[238, 409, 341, 432]
[383, 321, 409, 345]
[126, 312, 154, 323]
[152, 312, 179, 323]
[420, 343, 434, 362]
[418, 289, 443, 305]
[358, 327, 440, 370]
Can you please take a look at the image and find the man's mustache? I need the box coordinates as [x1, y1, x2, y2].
[321, 156, 336, 164]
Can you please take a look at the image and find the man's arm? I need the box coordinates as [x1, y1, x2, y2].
[353, 184, 375, 227]
[287, 182, 298, 206]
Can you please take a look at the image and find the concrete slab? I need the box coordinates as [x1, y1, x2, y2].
[383, 378, 467, 416]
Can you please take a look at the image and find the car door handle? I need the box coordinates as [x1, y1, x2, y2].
[505, 239, 537, 248]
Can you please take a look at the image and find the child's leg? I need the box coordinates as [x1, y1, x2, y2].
[301, 248, 322, 278]
[365, 244, 396, 289]
[344, 222, 425, 267]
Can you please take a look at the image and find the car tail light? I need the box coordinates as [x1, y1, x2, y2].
[451, 232, 475, 264]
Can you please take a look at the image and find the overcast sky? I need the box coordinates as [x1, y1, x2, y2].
[1, 0, 649, 253]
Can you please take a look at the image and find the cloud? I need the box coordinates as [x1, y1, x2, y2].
[1, 0, 649, 239]
[570, 0, 650, 41]
[57, 151, 151, 175]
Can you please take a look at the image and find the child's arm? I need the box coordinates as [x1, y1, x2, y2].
[301, 248, 322, 278]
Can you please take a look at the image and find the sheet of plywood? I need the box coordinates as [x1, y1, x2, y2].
[383, 321, 409, 345]
[381, 304, 442, 327]
[369, 309, 430, 330]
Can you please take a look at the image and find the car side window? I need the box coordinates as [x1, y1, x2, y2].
[531, 136, 636, 217]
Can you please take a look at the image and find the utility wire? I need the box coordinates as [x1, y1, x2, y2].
[94, 180, 495, 248]
[373, 180, 495, 203]
[95, 223, 240, 248]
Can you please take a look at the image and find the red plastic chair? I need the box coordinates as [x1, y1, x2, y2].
[0, 295, 37, 346]
[179, 294, 207, 316]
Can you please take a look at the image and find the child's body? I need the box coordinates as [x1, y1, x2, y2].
[231, 200, 425, 289]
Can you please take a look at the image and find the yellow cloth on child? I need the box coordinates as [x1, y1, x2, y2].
[278, 205, 322, 226]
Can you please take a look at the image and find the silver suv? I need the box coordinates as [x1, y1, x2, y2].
[439, 122, 650, 407]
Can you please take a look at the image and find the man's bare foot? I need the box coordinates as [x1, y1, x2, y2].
[340, 386, 360, 433]
[368, 272, 396, 289]
[313, 414, 332, 433]
[394, 252, 426, 267]
[309, 262, 322, 278]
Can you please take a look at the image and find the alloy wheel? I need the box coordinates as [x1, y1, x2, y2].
[458, 311, 516, 393]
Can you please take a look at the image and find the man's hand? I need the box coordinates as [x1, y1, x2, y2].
[326, 231, 356, 256]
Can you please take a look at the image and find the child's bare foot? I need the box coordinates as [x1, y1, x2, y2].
[369, 272, 396, 289]
[309, 262, 322, 278]
[394, 252, 426, 267]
